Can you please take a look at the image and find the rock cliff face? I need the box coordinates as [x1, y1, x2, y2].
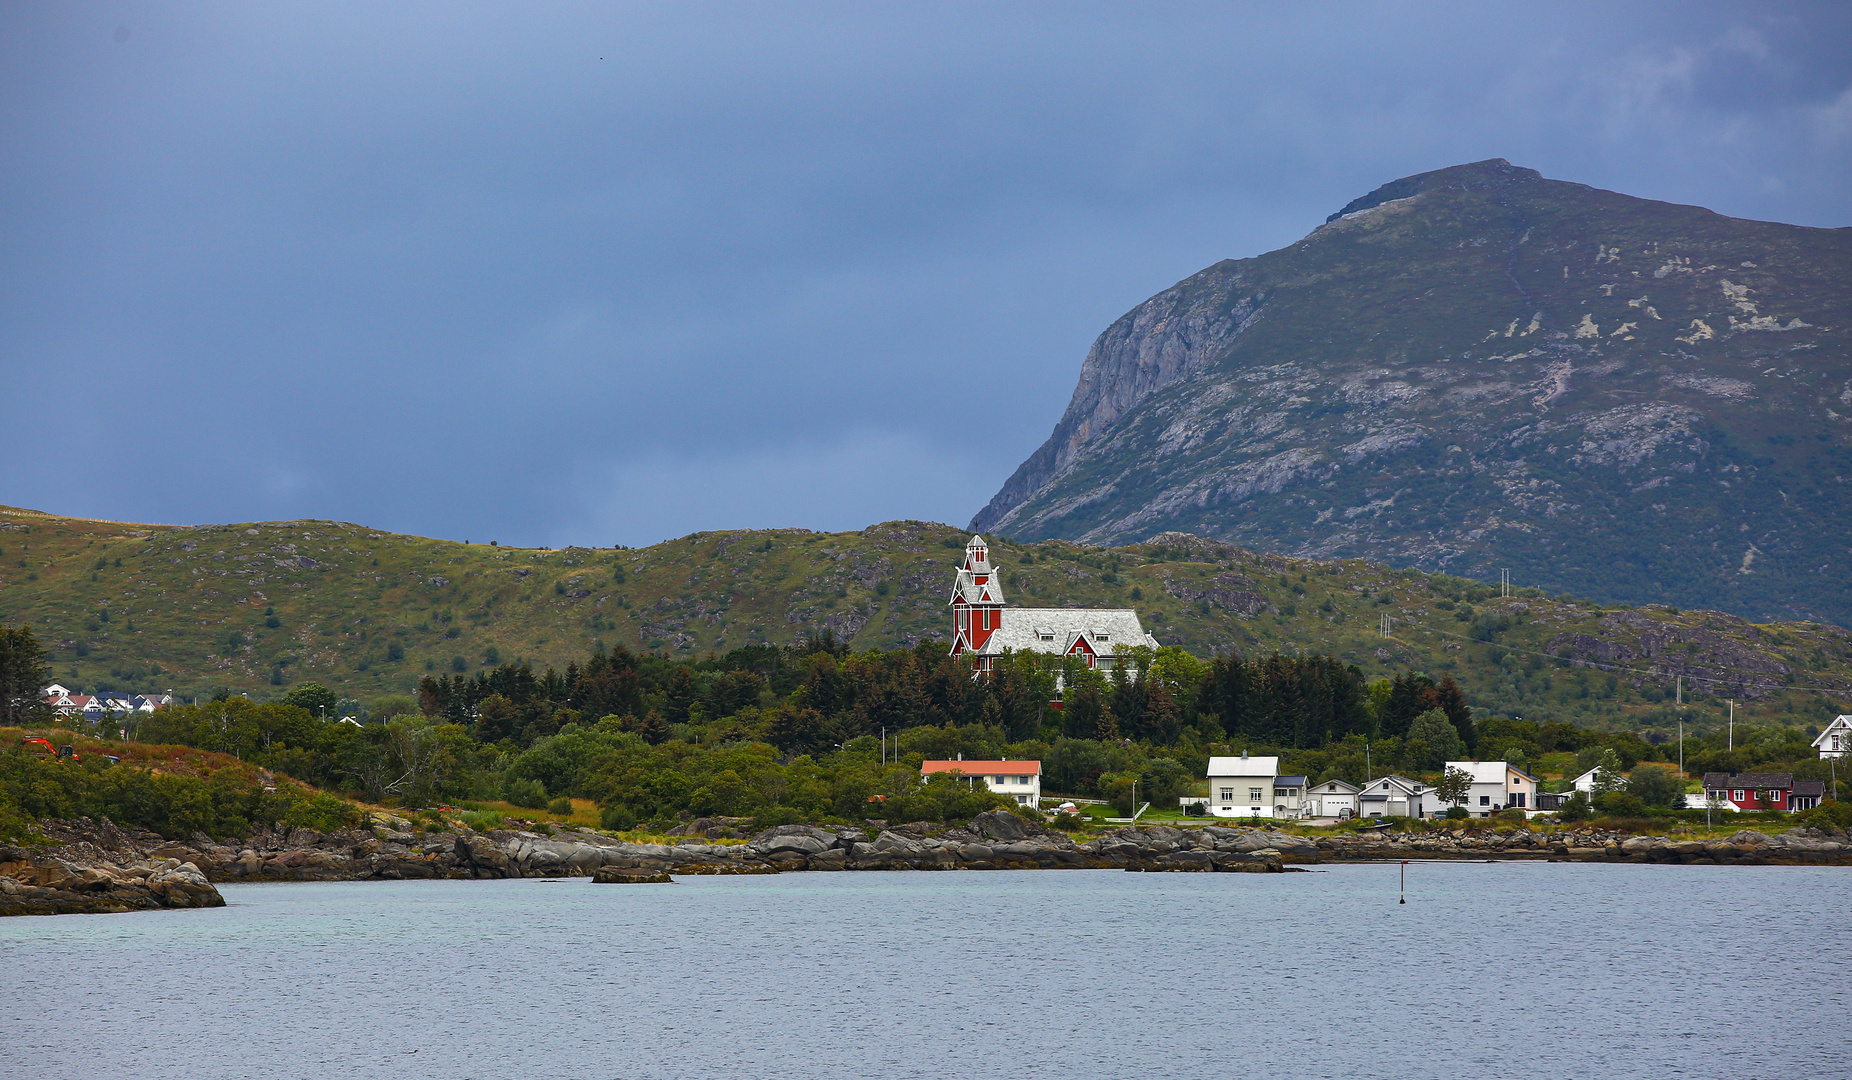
[974, 160, 1852, 624]
[1, 820, 225, 916]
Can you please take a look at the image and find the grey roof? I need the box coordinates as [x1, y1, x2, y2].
[948, 566, 1007, 606]
[972, 607, 1158, 657]
[1794, 781, 1826, 797]
[1361, 775, 1426, 795]
[1703, 772, 1794, 789]
[1274, 776, 1309, 786]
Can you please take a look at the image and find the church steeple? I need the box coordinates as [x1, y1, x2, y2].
[949, 534, 1006, 667]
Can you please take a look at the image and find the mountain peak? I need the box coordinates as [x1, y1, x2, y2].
[975, 164, 1852, 624]
[1325, 158, 1544, 222]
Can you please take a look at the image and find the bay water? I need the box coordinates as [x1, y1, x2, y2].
[2, 862, 1844, 1079]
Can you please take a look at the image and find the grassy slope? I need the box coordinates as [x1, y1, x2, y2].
[3, 504, 1849, 736]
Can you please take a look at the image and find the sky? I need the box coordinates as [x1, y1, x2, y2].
[4, 2, 1851, 548]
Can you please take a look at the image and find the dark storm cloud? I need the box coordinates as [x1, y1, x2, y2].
[4, 2, 1849, 545]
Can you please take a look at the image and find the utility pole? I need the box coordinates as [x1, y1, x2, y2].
[1676, 676, 1681, 707]
[1728, 700, 1734, 750]
[1365, 742, 1372, 783]
[1379, 613, 1392, 637]
[1500, 569, 1510, 598]
[1678, 719, 1684, 779]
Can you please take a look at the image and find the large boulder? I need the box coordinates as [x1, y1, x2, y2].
[747, 825, 839, 857]
[968, 811, 1035, 842]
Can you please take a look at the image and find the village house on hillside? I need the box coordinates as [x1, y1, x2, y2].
[921, 758, 1042, 809]
[1204, 752, 1280, 818]
[1814, 715, 1852, 759]
[1702, 771, 1824, 813]
[1358, 775, 1430, 818]
[947, 535, 1158, 673]
[1436, 761, 1540, 817]
[41, 685, 174, 720]
[1305, 778, 1360, 819]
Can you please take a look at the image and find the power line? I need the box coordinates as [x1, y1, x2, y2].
[1403, 621, 1852, 702]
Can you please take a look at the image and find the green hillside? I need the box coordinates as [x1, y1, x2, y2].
[3, 504, 1848, 738]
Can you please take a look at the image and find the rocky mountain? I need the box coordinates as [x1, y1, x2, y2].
[973, 160, 1852, 625]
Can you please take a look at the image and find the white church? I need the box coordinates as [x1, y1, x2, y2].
[947, 534, 1159, 673]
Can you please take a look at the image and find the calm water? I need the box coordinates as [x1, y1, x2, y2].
[2, 863, 1844, 1079]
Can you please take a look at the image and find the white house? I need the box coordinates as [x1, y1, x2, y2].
[921, 758, 1042, 809]
[1439, 761, 1540, 816]
[1357, 775, 1429, 818]
[1205, 753, 1280, 818]
[1272, 775, 1309, 820]
[1566, 766, 1622, 797]
[1305, 778, 1360, 819]
[1813, 715, 1852, 760]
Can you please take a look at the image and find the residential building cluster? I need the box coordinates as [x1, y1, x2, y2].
[40, 684, 174, 722]
[1198, 753, 1544, 820]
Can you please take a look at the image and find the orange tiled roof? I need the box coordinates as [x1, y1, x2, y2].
[921, 760, 1040, 776]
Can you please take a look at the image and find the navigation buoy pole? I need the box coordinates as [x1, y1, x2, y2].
[1400, 860, 1407, 904]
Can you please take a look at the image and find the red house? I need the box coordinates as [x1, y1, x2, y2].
[1701, 771, 1825, 812]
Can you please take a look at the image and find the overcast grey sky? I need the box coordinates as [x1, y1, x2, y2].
[5, 2, 1850, 546]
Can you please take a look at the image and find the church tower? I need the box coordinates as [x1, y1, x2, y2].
[949, 534, 1005, 668]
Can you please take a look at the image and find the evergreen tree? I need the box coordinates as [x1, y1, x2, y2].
[1433, 676, 1477, 753]
[0, 625, 51, 727]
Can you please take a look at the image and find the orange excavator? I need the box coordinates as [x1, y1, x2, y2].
[19, 737, 78, 761]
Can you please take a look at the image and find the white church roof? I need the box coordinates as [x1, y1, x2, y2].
[970, 607, 1157, 656]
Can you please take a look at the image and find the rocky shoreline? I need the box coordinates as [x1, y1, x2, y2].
[6, 812, 1848, 914]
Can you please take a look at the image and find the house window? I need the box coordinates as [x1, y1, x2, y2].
[1249, 788, 1264, 802]
[1733, 790, 1744, 801]
[1513, 792, 1526, 808]
[1220, 787, 1234, 801]
[1479, 795, 1491, 806]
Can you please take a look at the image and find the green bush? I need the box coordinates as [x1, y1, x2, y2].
[1626, 765, 1683, 809]
[503, 776, 549, 810]
[1444, 805, 1469, 820]
[546, 796, 573, 816]
[749, 806, 806, 829]
[0, 752, 359, 840]
[1797, 800, 1852, 830]
[460, 809, 505, 831]
[1592, 791, 1648, 818]
[1555, 790, 1592, 822]
[599, 804, 637, 831]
